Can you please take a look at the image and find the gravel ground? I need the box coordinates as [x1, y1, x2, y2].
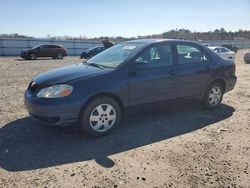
[0, 50, 249, 188]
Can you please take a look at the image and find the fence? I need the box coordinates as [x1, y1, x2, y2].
[202, 39, 250, 49]
[0, 38, 102, 56]
[1, 38, 250, 56]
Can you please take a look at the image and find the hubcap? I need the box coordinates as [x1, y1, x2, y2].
[89, 104, 116, 132]
[208, 86, 222, 106]
[30, 54, 35, 60]
[57, 53, 63, 59]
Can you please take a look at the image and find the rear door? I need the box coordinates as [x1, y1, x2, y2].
[47, 45, 56, 57]
[128, 43, 178, 106]
[175, 43, 212, 98]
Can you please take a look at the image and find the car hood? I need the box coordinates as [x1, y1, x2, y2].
[33, 63, 110, 86]
[22, 49, 30, 52]
[81, 50, 89, 54]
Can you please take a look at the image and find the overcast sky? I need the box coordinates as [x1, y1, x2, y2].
[0, 0, 249, 38]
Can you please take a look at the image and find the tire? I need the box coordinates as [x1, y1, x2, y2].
[203, 82, 224, 109]
[78, 96, 121, 137]
[56, 52, 63, 59]
[244, 53, 250, 64]
[29, 53, 36, 60]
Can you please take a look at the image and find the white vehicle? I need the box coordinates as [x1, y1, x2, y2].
[208, 46, 235, 60]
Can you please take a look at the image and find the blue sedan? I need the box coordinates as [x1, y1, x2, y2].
[25, 39, 237, 137]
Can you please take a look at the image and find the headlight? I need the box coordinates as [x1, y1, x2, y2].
[36, 85, 73, 98]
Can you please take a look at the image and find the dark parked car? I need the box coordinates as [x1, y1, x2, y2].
[80, 46, 105, 59]
[21, 44, 67, 60]
[80, 40, 114, 59]
[222, 44, 238, 53]
[25, 39, 237, 137]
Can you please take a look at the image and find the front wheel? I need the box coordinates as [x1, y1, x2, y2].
[203, 82, 224, 109]
[78, 96, 121, 137]
[29, 53, 36, 60]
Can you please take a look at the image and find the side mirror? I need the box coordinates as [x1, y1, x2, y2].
[132, 60, 148, 69]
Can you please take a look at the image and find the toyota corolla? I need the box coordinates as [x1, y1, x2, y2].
[25, 39, 237, 137]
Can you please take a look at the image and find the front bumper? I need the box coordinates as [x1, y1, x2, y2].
[24, 90, 81, 126]
[21, 53, 28, 58]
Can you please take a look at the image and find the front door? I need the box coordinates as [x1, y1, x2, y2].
[128, 43, 178, 106]
[36, 45, 48, 57]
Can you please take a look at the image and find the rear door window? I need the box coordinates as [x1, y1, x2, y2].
[176, 44, 208, 64]
[48, 45, 55, 48]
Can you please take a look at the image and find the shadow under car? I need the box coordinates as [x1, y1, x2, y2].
[0, 103, 235, 172]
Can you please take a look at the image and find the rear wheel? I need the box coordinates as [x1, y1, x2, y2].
[56, 52, 63, 59]
[203, 82, 224, 109]
[78, 96, 121, 137]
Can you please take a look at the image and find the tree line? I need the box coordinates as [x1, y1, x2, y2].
[1, 28, 250, 41]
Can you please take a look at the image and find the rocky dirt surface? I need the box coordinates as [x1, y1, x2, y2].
[0, 51, 249, 188]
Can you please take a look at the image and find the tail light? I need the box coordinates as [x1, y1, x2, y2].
[232, 63, 236, 71]
[232, 62, 236, 76]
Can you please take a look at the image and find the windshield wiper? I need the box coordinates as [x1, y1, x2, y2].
[87, 63, 105, 69]
[82, 61, 104, 69]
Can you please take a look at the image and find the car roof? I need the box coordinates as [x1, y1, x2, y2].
[208, 46, 223, 49]
[123, 39, 201, 46]
[124, 39, 169, 44]
[40, 44, 63, 47]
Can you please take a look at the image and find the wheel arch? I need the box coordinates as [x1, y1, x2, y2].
[29, 51, 36, 56]
[79, 92, 124, 118]
[208, 78, 226, 92]
[28, 51, 37, 59]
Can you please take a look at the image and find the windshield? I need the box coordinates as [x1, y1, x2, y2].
[87, 43, 143, 68]
[88, 47, 98, 51]
[31, 45, 42, 49]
